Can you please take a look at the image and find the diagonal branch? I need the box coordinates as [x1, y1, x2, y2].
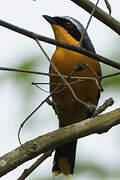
[17, 149, 54, 180]
[0, 20, 120, 70]
[79, 0, 100, 46]
[0, 107, 120, 177]
[104, 0, 112, 14]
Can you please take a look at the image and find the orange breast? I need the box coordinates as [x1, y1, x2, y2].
[50, 47, 101, 126]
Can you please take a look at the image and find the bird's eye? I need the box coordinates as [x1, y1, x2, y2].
[65, 21, 72, 27]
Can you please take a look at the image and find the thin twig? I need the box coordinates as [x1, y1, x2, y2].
[18, 81, 66, 149]
[32, 82, 49, 93]
[32, 78, 97, 96]
[32, 82, 60, 85]
[101, 72, 120, 79]
[32, 80, 92, 86]
[1, 65, 119, 81]
[79, 0, 100, 46]
[0, 65, 107, 83]
[17, 149, 54, 180]
[0, 66, 99, 80]
[104, 0, 112, 15]
[85, 63, 104, 91]
[0, 66, 52, 76]
[18, 93, 53, 149]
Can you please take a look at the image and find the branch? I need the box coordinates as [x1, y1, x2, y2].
[93, 98, 114, 116]
[79, 0, 100, 46]
[70, 0, 120, 35]
[0, 66, 119, 81]
[0, 66, 52, 76]
[104, 0, 112, 14]
[0, 108, 120, 177]
[1, 20, 120, 70]
[17, 149, 53, 180]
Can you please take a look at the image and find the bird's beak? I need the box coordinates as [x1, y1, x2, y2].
[43, 15, 55, 24]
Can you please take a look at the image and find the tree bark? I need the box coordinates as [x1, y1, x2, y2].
[0, 108, 120, 177]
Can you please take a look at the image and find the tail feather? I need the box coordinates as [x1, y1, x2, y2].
[52, 141, 77, 178]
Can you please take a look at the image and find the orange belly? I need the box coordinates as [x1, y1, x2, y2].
[50, 48, 101, 126]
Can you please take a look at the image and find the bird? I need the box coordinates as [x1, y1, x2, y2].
[43, 15, 101, 178]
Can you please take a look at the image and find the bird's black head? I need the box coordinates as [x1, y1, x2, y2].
[43, 15, 95, 53]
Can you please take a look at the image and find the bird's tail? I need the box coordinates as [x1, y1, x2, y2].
[52, 140, 77, 178]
